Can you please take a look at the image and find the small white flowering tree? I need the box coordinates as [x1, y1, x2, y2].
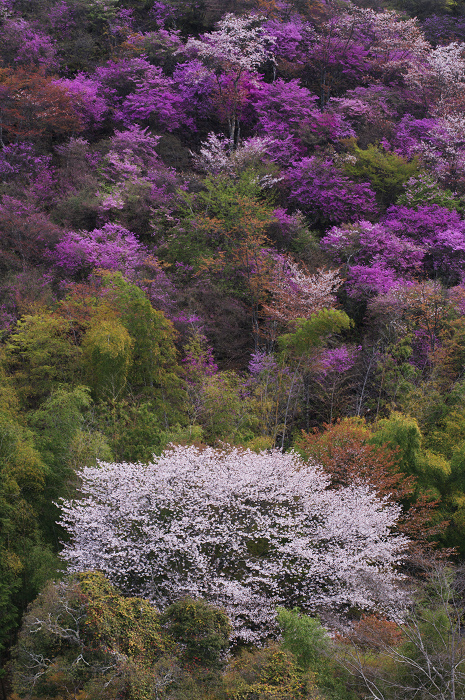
[184, 14, 275, 147]
[59, 445, 409, 643]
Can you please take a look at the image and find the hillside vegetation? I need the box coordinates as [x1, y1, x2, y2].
[3, 0, 465, 698]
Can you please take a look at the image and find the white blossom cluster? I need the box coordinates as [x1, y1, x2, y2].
[429, 42, 465, 85]
[415, 114, 465, 180]
[407, 43, 465, 108]
[184, 13, 276, 73]
[59, 445, 409, 643]
[339, 6, 430, 69]
[191, 132, 275, 176]
[265, 261, 343, 323]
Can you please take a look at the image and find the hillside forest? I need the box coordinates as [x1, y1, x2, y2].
[5, 0, 465, 698]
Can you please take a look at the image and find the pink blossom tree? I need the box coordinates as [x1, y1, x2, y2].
[59, 445, 409, 643]
[262, 256, 342, 325]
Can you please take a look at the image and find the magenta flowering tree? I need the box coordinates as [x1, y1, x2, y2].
[53, 74, 108, 130]
[304, 12, 373, 107]
[94, 57, 155, 104]
[322, 203, 465, 294]
[148, 1, 179, 29]
[347, 263, 406, 298]
[388, 116, 442, 160]
[321, 221, 418, 297]
[310, 345, 361, 422]
[423, 14, 465, 46]
[287, 157, 378, 228]
[59, 444, 409, 643]
[0, 195, 62, 272]
[117, 65, 192, 131]
[53, 223, 145, 276]
[250, 76, 355, 158]
[321, 221, 425, 272]
[382, 205, 465, 282]
[264, 16, 316, 66]
[171, 59, 216, 121]
[253, 78, 319, 137]
[0, 18, 57, 72]
[320, 226, 402, 298]
[0, 142, 51, 183]
[318, 346, 360, 377]
[102, 126, 162, 175]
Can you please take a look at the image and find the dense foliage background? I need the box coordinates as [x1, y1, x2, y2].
[4, 0, 465, 697]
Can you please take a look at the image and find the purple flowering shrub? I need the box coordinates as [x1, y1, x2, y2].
[0, 142, 52, 184]
[53, 223, 146, 277]
[53, 75, 109, 130]
[0, 18, 57, 71]
[287, 157, 378, 227]
[117, 65, 193, 131]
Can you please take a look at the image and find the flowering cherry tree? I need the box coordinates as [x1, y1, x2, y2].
[184, 13, 275, 146]
[262, 256, 342, 325]
[59, 445, 409, 643]
[185, 13, 275, 74]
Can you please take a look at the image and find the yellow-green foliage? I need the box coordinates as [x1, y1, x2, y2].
[2, 313, 80, 408]
[0, 380, 53, 655]
[160, 597, 231, 668]
[224, 643, 320, 700]
[426, 408, 465, 460]
[81, 318, 134, 400]
[279, 309, 352, 357]
[78, 571, 169, 664]
[12, 572, 171, 700]
[343, 143, 419, 207]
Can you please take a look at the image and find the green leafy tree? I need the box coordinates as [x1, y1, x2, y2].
[371, 412, 450, 494]
[343, 143, 419, 208]
[277, 607, 356, 700]
[2, 313, 80, 409]
[12, 571, 173, 700]
[99, 272, 185, 418]
[0, 382, 57, 679]
[277, 608, 330, 670]
[224, 643, 318, 700]
[81, 318, 134, 401]
[160, 598, 231, 668]
[97, 399, 173, 463]
[278, 309, 352, 442]
[396, 172, 460, 211]
[28, 386, 112, 546]
[197, 371, 259, 445]
[336, 561, 465, 700]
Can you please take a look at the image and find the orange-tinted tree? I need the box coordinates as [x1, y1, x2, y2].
[296, 417, 443, 550]
[0, 68, 82, 144]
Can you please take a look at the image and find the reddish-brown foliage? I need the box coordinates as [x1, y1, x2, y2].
[0, 68, 83, 142]
[297, 418, 445, 549]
